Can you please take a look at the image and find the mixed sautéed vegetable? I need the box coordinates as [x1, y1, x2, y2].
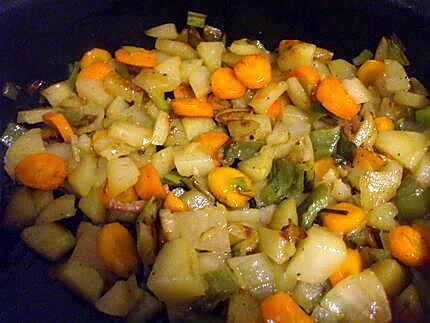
[2, 12, 430, 323]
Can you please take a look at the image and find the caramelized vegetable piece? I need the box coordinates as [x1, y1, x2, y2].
[115, 48, 156, 67]
[43, 111, 74, 143]
[164, 192, 187, 212]
[171, 98, 214, 117]
[193, 131, 229, 161]
[135, 164, 166, 201]
[388, 225, 428, 267]
[261, 291, 314, 323]
[77, 62, 113, 81]
[374, 116, 395, 132]
[233, 54, 272, 89]
[357, 59, 385, 86]
[352, 148, 385, 171]
[15, 152, 66, 190]
[211, 67, 246, 99]
[314, 157, 339, 181]
[96, 222, 139, 277]
[322, 202, 367, 235]
[316, 76, 360, 120]
[329, 248, 363, 286]
[267, 98, 282, 121]
[80, 48, 112, 68]
[208, 167, 254, 208]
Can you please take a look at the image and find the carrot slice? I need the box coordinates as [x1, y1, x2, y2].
[353, 148, 385, 171]
[288, 65, 320, 89]
[77, 62, 113, 81]
[80, 48, 112, 68]
[267, 98, 282, 121]
[233, 54, 272, 89]
[316, 76, 360, 120]
[164, 192, 187, 212]
[96, 222, 138, 277]
[211, 67, 246, 99]
[357, 60, 385, 87]
[314, 156, 339, 181]
[15, 153, 67, 191]
[329, 248, 363, 285]
[173, 83, 194, 99]
[389, 225, 428, 267]
[374, 116, 395, 133]
[171, 98, 214, 117]
[261, 291, 314, 323]
[194, 131, 229, 161]
[322, 202, 367, 235]
[135, 163, 166, 201]
[43, 111, 74, 143]
[115, 48, 156, 68]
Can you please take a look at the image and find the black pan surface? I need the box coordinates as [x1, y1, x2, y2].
[0, 1, 429, 322]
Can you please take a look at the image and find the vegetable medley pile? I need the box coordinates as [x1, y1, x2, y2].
[2, 12, 430, 323]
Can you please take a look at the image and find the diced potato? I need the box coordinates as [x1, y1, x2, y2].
[277, 43, 316, 72]
[174, 143, 215, 177]
[180, 59, 203, 83]
[133, 68, 178, 93]
[370, 259, 407, 298]
[286, 76, 311, 110]
[375, 59, 410, 96]
[327, 59, 356, 80]
[151, 146, 175, 177]
[198, 252, 229, 275]
[95, 275, 144, 317]
[270, 198, 298, 230]
[56, 260, 104, 303]
[31, 190, 54, 213]
[76, 78, 113, 109]
[280, 105, 311, 139]
[75, 103, 105, 135]
[4, 128, 46, 178]
[155, 39, 197, 59]
[286, 225, 347, 284]
[250, 81, 288, 114]
[21, 223, 75, 261]
[359, 160, 403, 210]
[312, 60, 331, 78]
[292, 281, 327, 314]
[222, 51, 241, 67]
[127, 291, 164, 323]
[393, 90, 430, 108]
[93, 133, 136, 161]
[147, 238, 205, 304]
[108, 120, 152, 148]
[152, 111, 170, 145]
[107, 96, 129, 120]
[367, 202, 398, 231]
[36, 195, 76, 224]
[375, 131, 429, 170]
[154, 56, 182, 90]
[189, 65, 211, 97]
[17, 108, 54, 124]
[352, 112, 377, 148]
[413, 151, 430, 188]
[245, 114, 272, 139]
[46, 142, 72, 160]
[227, 253, 276, 300]
[258, 227, 295, 264]
[239, 145, 274, 182]
[78, 186, 106, 224]
[106, 157, 140, 196]
[196, 42, 225, 71]
[68, 154, 97, 197]
[42, 82, 74, 107]
[229, 39, 262, 56]
[182, 117, 216, 141]
[3, 187, 37, 229]
[145, 23, 178, 39]
[227, 291, 263, 323]
[342, 77, 371, 104]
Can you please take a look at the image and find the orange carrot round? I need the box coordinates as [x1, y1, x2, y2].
[43, 111, 74, 143]
[96, 222, 138, 277]
[322, 202, 366, 235]
[261, 291, 314, 323]
[316, 76, 360, 120]
[329, 248, 362, 286]
[357, 60, 385, 87]
[115, 48, 156, 67]
[171, 98, 214, 117]
[194, 131, 229, 161]
[288, 65, 321, 89]
[135, 163, 166, 201]
[389, 225, 428, 267]
[164, 192, 187, 212]
[267, 98, 282, 121]
[15, 153, 67, 191]
[314, 156, 339, 181]
[80, 48, 112, 68]
[77, 62, 113, 81]
[211, 67, 246, 99]
[233, 54, 272, 89]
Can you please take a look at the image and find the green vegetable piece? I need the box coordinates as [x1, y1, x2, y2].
[310, 127, 340, 160]
[336, 131, 354, 161]
[186, 11, 207, 28]
[260, 159, 299, 205]
[395, 175, 430, 220]
[0, 122, 27, 147]
[386, 34, 410, 66]
[162, 171, 187, 186]
[361, 247, 391, 267]
[309, 102, 327, 122]
[64, 61, 80, 89]
[205, 266, 238, 301]
[139, 196, 163, 225]
[148, 91, 170, 112]
[298, 183, 330, 229]
[224, 140, 265, 161]
[352, 49, 373, 66]
[230, 177, 251, 194]
[395, 117, 425, 132]
[415, 107, 430, 127]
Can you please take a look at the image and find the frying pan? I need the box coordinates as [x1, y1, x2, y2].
[0, 0, 429, 322]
